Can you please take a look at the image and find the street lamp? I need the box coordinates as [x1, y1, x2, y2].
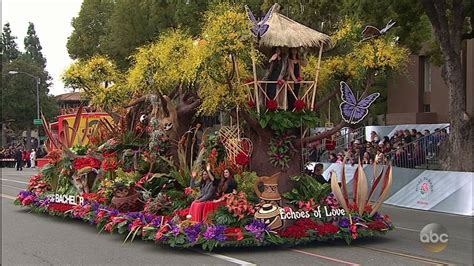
[8, 70, 41, 120]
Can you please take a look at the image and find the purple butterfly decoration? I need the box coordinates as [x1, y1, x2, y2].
[339, 81, 380, 124]
[245, 4, 275, 39]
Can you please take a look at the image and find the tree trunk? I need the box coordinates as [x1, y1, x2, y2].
[421, 0, 473, 171]
[440, 55, 473, 171]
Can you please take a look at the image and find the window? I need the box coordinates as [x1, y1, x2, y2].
[423, 104, 431, 112]
[424, 58, 432, 92]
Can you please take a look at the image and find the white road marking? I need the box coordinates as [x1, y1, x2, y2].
[382, 204, 470, 218]
[0, 178, 29, 185]
[192, 249, 256, 266]
[396, 226, 473, 242]
[1, 193, 16, 200]
[1, 184, 25, 190]
[290, 248, 360, 265]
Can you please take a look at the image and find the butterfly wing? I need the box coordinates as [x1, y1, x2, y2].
[357, 92, 380, 109]
[258, 24, 270, 38]
[261, 4, 275, 24]
[245, 5, 257, 23]
[340, 81, 357, 105]
[250, 25, 259, 37]
[340, 102, 356, 124]
[349, 106, 369, 124]
[349, 92, 380, 124]
[380, 20, 396, 34]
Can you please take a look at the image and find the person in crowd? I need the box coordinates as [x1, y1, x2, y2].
[329, 153, 337, 163]
[404, 129, 412, 142]
[264, 47, 287, 102]
[312, 163, 329, 184]
[287, 47, 307, 109]
[25, 149, 31, 168]
[411, 129, 418, 139]
[362, 152, 371, 164]
[217, 168, 238, 197]
[370, 131, 380, 143]
[335, 152, 344, 163]
[30, 148, 37, 169]
[15, 148, 23, 171]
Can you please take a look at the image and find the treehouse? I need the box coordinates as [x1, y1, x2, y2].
[244, 4, 332, 113]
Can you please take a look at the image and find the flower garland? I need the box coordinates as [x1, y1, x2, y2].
[14, 189, 394, 251]
[268, 134, 295, 169]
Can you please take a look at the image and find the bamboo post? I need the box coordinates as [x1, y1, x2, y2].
[311, 44, 324, 111]
[251, 56, 260, 114]
[311, 22, 326, 111]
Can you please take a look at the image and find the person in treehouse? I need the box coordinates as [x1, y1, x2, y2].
[189, 164, 217, 222]
[287, 47, 307, 110]
[264, 47, 288, 106]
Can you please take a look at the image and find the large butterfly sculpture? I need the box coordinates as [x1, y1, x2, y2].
[339, 81, 380, 124]
[361, 20, 396, 42]
[245, 4, 275, 39]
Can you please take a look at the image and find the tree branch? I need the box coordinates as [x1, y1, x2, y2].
[296, 120, 347, 148]
[314, 86, 340, 111]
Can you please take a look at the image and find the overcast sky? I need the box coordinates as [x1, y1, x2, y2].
[3, 0, 83, 96]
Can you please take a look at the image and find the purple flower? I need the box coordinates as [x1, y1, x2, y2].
[339, 217, 350, 228]
[245, 220, 269, 241]
[150, 217, 162, 227]
[35, 197, 50, 208]
[171, 225, 180, 236]
[203, 225, 226, 241]
[373, 212, 383, 221]
[184, 223, 202, 243]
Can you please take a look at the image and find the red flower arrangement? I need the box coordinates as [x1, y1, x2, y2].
[73, 156, 101, 170]
[247, 100, 256, 108]
[296, 76, 303, 82]
[278, 219, 319, 238]
[298, 198, 318, 212]
[266, 99, 278, 111]
[348, 202, 373, 214]
[101, 154, 119, 172]
[27, 174, 51, 194]
[48, 203, 74, 212]
[46, 149, 62, 165]
[222, 191, 255, 219]
[81, 193, 106, 203]
[224, 227, 244, 241]
[21, 195, 35, 206]
[315, 223, 340, 236]
[277, 79, 285, 86]
[174, 208, 190, 218]
[235, 152, 250, 166]
[367, 221, 388, 230]
[294, 99, 306, 111]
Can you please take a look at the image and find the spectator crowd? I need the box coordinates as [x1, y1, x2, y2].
[310, 127, 449, 168]
[0, 145, 47, 169]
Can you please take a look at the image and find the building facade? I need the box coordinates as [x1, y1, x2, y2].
[386, 39, 473, 125]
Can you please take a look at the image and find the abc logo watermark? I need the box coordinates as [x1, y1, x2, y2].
[419, 223, 448, 253]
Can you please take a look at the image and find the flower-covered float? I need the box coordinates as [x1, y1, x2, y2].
[16, 3, 405, 251]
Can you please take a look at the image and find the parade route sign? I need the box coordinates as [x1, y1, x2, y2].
[33, 119, 42, 125]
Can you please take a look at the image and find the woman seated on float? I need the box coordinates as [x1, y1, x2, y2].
[189, 164, 217, 222]
[189, 167, 238, 222]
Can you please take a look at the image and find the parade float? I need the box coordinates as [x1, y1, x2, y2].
[16, 3, 405, 251]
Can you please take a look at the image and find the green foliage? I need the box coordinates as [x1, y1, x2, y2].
[268, 134, 295, 169]
[67, 0, 114, 60]
[209, 205, 253, 228]
[24, 22, 46, 68]
[71, 144, 88, 155]
[234, 171, 259, 202]
[254, 110, 319, 132]
[128, 29, 195, 95]
[283, 175, 331, 203]
[1, 23, 20, 63]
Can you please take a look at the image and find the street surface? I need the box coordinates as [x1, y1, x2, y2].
[1, 168, 473, 265]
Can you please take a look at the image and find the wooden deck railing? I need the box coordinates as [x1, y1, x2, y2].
[242, 80, 317, 113]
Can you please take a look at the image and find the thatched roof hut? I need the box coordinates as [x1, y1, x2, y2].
[258, 5, 332, 49]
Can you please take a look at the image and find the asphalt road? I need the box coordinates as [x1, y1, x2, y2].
[1, 167, 473, 266]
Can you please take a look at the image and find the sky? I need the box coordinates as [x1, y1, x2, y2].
[2, 0, 83, 96]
